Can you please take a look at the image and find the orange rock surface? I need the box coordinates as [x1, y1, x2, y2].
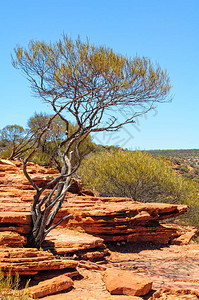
[150, 288, 199, 299]
[102, 268, 152, 296]
[28, 274, 74, 298]
[108, 242, 199, 293]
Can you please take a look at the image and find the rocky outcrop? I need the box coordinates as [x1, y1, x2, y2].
[0, 231, 26, 247]
[57, 198, 190, 244]
[0, 158, 198, 299]
[0, 158, 195, 246]
[150, 288, 199, 299]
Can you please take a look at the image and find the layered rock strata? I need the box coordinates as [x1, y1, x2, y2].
[57, 198, 190, 244]
[42, 228, 109, 260]
[0, 158, 196, 246]
[0, 247, 78, 275]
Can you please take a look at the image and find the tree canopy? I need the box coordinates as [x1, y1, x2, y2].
[0, 125, 31, 160]
[12, 35, 171, 134]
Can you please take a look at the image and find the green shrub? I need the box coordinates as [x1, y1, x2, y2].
[79, 150, 199, 227]
[0, 148, 12, 159]
[0, 270, 31, 299]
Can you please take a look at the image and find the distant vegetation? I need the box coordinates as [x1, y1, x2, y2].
[79, 148, 199, 228]
[146, 149, 199, 184]
[0, 113, 96, 168]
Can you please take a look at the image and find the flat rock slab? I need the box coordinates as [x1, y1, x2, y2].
[43, 228, 104, 252]
[0, 211, 32, 225]
[42, 228, 108, 260]
[28, 274, 73, 298]
[102, 268, 152, 296]
[108, 243, 199, 292]
[57, 197, 191, 243]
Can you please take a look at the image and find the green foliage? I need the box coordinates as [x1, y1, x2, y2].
[79, 150, 199, 227]
[0, 113, 95, 167]
[0, 125, 25, 159]
[0, 125, 25, 145]
[26, 113, 96, 167]
[0, 125, 33, 160]
[147, 149, 199, 183]
[0, 149, 12, 159]
[13, 37, 171, 99]
[0, 270, 31, 299]
[12, 35, 171, 132]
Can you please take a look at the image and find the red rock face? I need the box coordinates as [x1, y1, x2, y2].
[108, 242, 199, 294]
[42, 228, 108, 260]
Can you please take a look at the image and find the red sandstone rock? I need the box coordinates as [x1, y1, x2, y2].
[102, 268, 152, 296]
[169, 224, 198, 245]
[108, 243, 199, 293]
[41, 268, 144, 300]
[1, 159, 198, 299]
[150, 288, 199, 299]
[28, 274, 74, 298]
[42, 228, 108, 261]
[0, 211, 32, 225]
[56, 199, 191, 243]
[0, 247, 78, 275]
[0, 211, 32, 237]
[0, 247, 54, 260]
[0, 159, 194, 246]
[0, 231, 26, 247]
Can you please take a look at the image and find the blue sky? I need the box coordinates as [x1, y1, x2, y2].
[1, 0, 199, 150]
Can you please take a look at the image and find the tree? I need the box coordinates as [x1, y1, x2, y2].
[27, 112, 66, 166]
[12, 35, 171, 248]
[27, 112, 95, 167]
[0, 125, 35, 160]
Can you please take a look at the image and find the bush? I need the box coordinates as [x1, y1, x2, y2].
[0, 270, 31, 299]
[79, 150, 199, 227]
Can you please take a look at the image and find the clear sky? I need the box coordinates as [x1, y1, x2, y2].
[1, 0, 199, 150]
